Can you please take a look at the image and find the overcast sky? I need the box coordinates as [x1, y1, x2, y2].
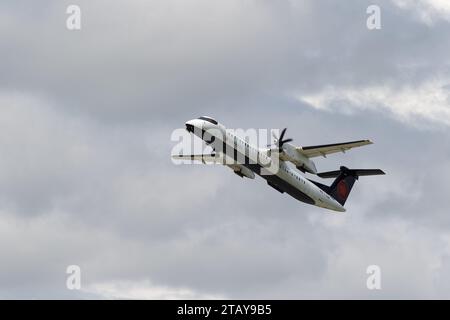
[1, 0, 450, 299]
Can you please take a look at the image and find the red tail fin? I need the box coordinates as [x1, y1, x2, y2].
[317, 166, 385, 205]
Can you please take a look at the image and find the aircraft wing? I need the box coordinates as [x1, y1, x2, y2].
[171, 153, 223, 164]
[297, 140, 373, 158]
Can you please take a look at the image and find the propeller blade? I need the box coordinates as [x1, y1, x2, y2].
[271, 128, 293, 152]
[279, 128, 287, 142]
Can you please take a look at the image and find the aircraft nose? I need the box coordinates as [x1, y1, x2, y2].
[185, 120, 196, 133]
[185, 123, 194, 133]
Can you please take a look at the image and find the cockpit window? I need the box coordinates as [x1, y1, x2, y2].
[198, 116, 218, 125]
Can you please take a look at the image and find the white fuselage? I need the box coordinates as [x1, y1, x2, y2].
[186, 118, 346, 212]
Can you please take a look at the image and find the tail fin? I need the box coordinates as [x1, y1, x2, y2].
[317, 166, 385, 205]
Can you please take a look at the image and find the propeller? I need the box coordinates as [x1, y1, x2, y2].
[267, 128, 293, 152]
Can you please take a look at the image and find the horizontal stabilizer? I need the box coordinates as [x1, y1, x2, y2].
[317, 166, 385, 179]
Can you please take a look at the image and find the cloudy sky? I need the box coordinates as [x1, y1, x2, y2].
[1, 0, 450, 299]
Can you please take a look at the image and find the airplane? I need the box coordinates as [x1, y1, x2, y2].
[173, 116, 385, 212]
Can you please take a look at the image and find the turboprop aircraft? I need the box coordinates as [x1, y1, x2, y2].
[172, 116, 385, 212]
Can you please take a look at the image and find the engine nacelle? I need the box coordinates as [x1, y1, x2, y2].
[229, 165, 255, 179]
[280, 143, 317, 174]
